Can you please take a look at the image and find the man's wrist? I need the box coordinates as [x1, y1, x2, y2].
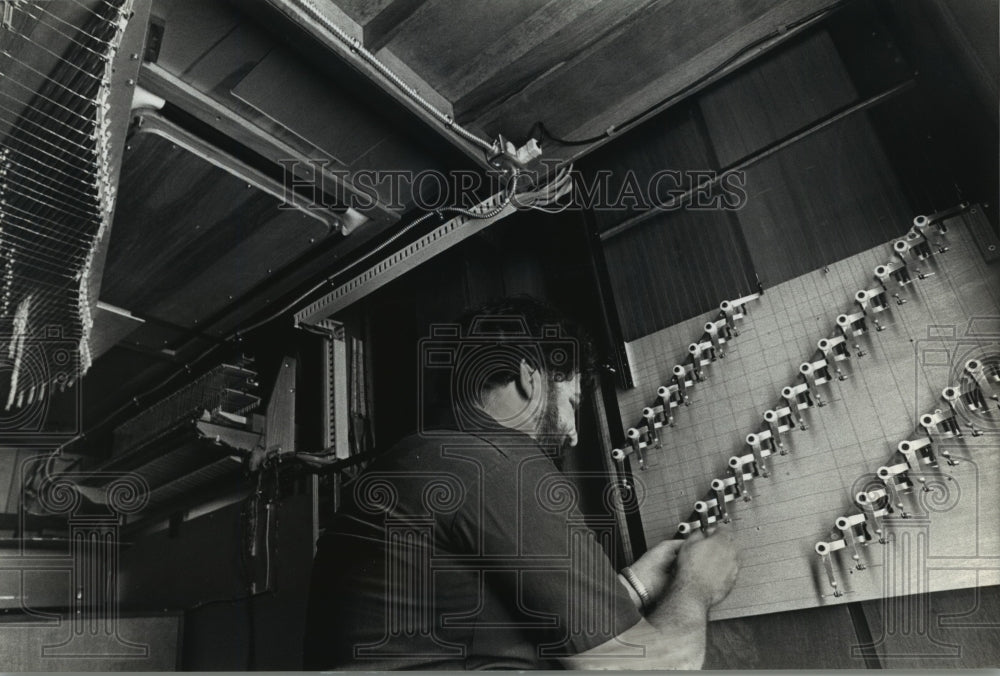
[618, 573, 643, 611]
[620, 566, 652, 612]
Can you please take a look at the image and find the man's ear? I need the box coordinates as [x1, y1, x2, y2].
[518, 358, 537, 400]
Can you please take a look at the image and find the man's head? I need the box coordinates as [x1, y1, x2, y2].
[450, 296, 596, 451]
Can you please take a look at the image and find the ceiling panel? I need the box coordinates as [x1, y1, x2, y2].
[450, 0, 651, 119]
[332, 0, 397, 26]
[101, 115, 335, 333]
[232, 48, 387, 167]
[382, 0, 548, 93]
[472, 0, 835, 143]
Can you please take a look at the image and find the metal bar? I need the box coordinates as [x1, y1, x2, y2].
[600, 80, 917, 242]
[138, 61, 391, 227]
[560, 0, 851, 165]
[294, 191, 516, 325]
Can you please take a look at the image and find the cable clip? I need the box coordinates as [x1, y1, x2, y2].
[2, 1, 24, 31]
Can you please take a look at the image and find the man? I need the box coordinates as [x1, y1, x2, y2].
[304, 296, 738, 669]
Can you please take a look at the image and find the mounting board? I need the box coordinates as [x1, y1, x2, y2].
[614, 207, 1000, 620]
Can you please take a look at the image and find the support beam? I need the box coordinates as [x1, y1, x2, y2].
[138, 62, 397, 228]
[363, 0, 428, 53]
[254, 0, 492, 170]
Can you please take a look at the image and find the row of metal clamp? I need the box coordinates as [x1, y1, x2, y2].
[666, 211, 957, 542]
[610, 293, 762, 472]
[814, 286, 999, 598]
[813, 377, 987, 596]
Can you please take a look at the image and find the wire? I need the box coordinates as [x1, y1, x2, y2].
[535, 0, 852, 147]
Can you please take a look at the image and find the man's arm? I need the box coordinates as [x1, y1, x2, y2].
[562, 526, 738, 670]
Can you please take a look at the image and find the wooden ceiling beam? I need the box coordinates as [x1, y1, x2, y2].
[138, 62, 399, 227]
[363, 0, 430, 53]
[451, 0, 656, 119]
[471, 0, 841, 158]
[556, 0, 844, 158]
[254, 0, 492, 170]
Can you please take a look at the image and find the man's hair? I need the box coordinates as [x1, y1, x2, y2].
[452, 295, 597, 406]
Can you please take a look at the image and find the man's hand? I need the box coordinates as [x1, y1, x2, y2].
[671, 523, 739, 609]
[627, 538, 685, 602]
[568, 525, 739, 670]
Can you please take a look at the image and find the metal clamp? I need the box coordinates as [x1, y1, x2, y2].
[877, 462, 914, 518]
[781, 383, 812, 429]
[799, 359, 832, 406]
[815, 539, 846, 596]
[962, 359, 996, 413]
[835, 513, 874, 570]
[817, 335, 850, 379]
[875, 258, 912, 288]
[656, 384, 680, 426]
[672, 364, 693, 405]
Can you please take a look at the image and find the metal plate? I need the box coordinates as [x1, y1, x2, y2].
[101, 112, 337, 334]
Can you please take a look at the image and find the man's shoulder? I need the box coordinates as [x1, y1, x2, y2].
[384, 428, 542, 467]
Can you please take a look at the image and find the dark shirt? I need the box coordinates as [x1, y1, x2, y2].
[303, 423, 641, 670]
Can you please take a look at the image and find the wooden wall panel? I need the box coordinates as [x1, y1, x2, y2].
[580, 102, 758, 341]
[603, 208, 757, 342]
[733, 113, 912, 288]
[589, 25, 914, 339]
[582, 105, 716, 234]
[382, 0, 545, 95]
[699, 31, 857, 167]
[871, 0, 1000, 228]
[451, 0, 648, 120]
[475, 0, 835, 143]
